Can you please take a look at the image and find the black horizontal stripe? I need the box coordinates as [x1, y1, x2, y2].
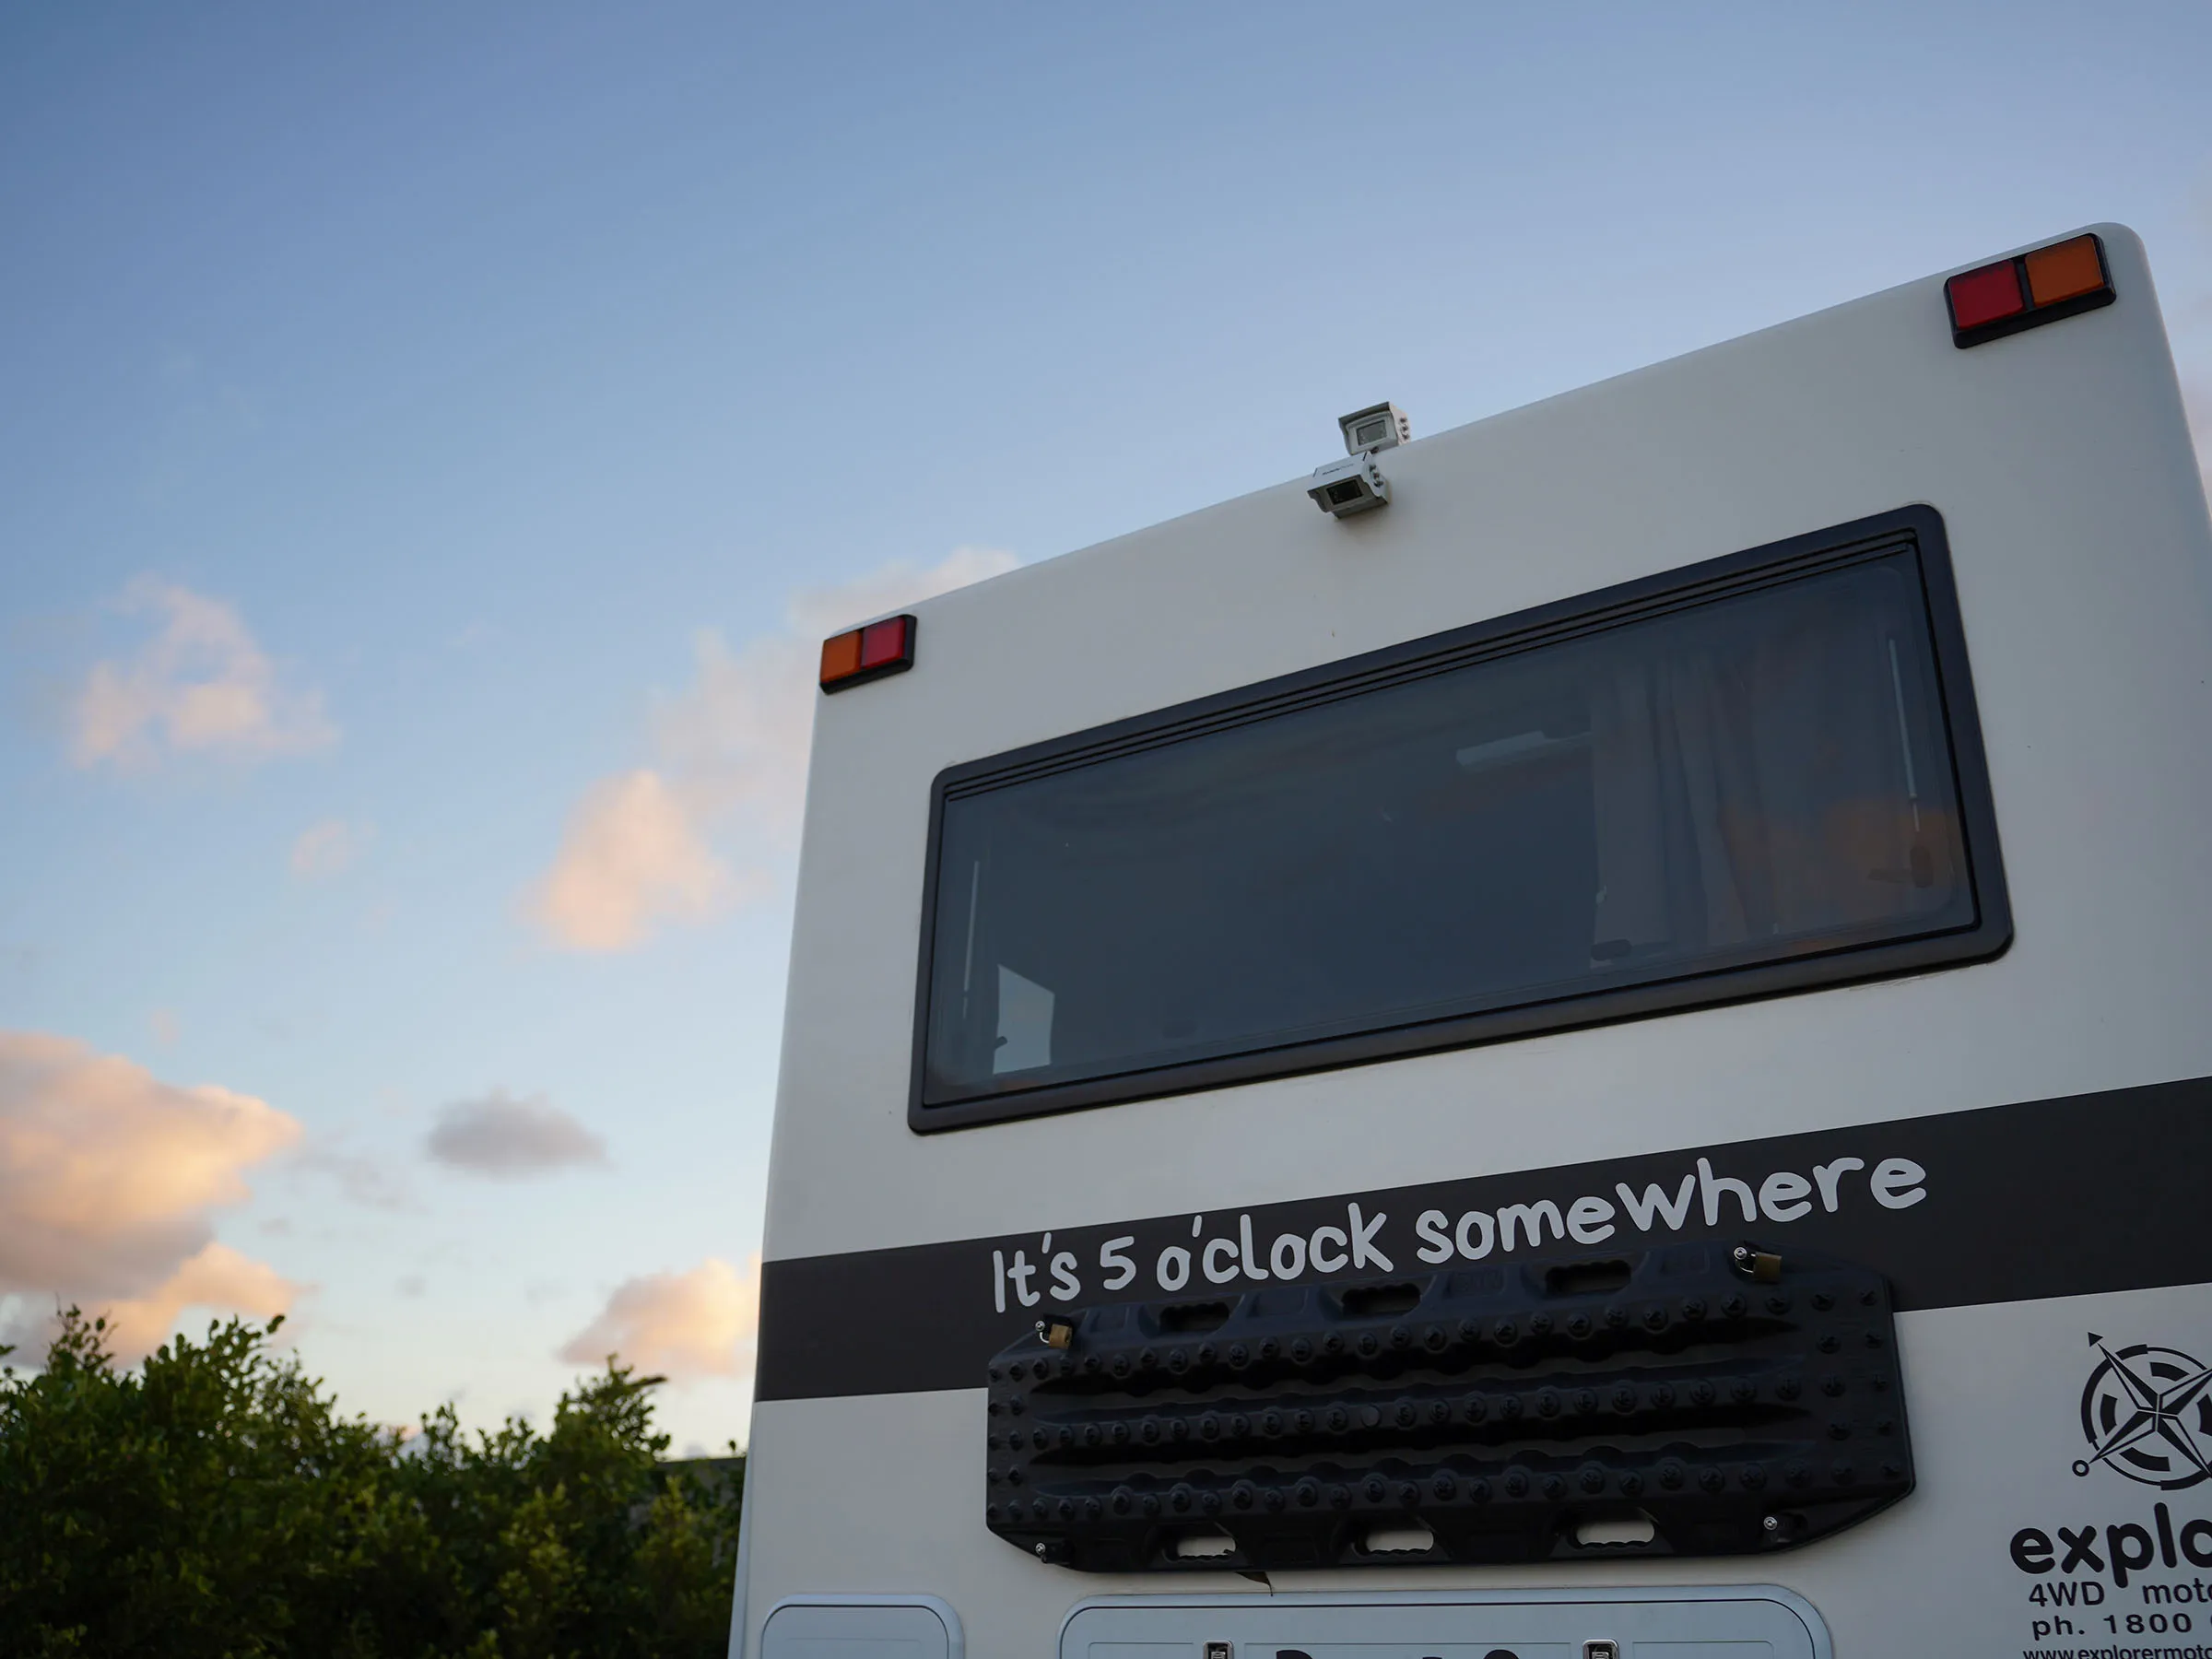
[755, 1076, 2212, 1402]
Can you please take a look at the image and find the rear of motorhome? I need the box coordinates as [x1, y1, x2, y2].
[735, 225, 2212, 1659]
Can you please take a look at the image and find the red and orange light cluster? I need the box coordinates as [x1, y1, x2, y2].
[1946, 234, 2113, 349]
[819, 614, 917, 694]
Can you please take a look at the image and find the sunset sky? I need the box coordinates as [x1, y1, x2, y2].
[3, 4, 2207, 1453]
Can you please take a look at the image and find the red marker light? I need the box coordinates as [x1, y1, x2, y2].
[1947, 233, 2113, 348]
[819, 613, 917, 693]
[859, 617, 910, 669]
[1945, 262, 2025, 333]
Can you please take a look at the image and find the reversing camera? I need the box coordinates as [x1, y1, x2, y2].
[1306, 451, 1390, 517]
[1309, 401, 1409, 518]
[1338, 401, 1410, 455]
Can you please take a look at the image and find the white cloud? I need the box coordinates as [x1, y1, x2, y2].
[426, 1090, 607, 1177]
[289, 818, 371, 878]
[558, 1254, 760, 1381]
[71, 577, 335, 770]
[0, 1030, 303, 1361]
[526, 547, 1018, 951]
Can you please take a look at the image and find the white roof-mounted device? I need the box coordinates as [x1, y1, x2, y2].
[1308, 401, 1410, 518]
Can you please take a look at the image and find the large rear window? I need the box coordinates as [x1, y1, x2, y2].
[911, 506, 2007, 1130]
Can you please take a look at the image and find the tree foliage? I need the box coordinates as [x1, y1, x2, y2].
[0, 1309, 742, 1659]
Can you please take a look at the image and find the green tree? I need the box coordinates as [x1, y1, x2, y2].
[0, 1309, 743, 1659]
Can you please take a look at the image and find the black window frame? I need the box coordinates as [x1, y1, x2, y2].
[907, 503, 2011, 1134]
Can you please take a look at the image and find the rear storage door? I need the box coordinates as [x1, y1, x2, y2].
[762, 1598, 961, 1659]
[1060, 1591, 1826, 1659]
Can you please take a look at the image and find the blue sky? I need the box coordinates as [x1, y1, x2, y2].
[2, 3, 2206, 1452]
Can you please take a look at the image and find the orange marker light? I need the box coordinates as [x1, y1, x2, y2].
[1948, 232, 2113, 348]
[819, 613, 918, 693]
[819, 629, 863, 684]
[2024, 235, 2107, 307]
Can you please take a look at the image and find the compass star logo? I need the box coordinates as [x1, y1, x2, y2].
[2076, 1333, 2212, 1490]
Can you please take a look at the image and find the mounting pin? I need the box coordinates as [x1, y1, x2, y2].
[1036, 1317, 1075, 1349]
[1732, 1243, 1783, 1283]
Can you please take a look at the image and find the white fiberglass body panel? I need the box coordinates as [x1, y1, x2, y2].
[736, 226, 2212, 1659]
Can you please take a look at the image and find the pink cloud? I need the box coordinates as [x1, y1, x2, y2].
[94, 1242, 299, 1360]
[524, 770, 738, 951]
[524, 547, 1018, 952]
[289, 818, 371, 878]
[0, 1030, 303, 1361]
[72, 577, 335, 771]
[559, 1255, 760, 1382]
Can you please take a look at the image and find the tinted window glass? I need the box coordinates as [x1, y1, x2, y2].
[919, 527, 1997, 1120]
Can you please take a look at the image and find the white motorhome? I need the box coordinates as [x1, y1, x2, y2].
[734, 225, 2212, 1659]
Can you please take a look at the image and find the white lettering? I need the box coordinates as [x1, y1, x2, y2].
[1348, 1203, 1393, 1271]
[1759, 1171, 1813, 1222]
[1100, 1236, 1136, 1290]
[1567, 1194, 1618, 1243]
[1310, 1224, 1349, 1274]
[1871, 1157, 1927, 1209]
[1500, 1199, 1565, 1252]
[1049, 1251, 1081, 1300]
[1814, 1156, 1865, 1212]
[1698, 1157, 1758, 1226]
[1238, 1214, 1269, 1280]
[1007, 1249, 1041, 1308]
[1414, 1209, 1453, 1264]
[1616, 1175, 1697, 1231]
[991, 1141, 1928, 1316]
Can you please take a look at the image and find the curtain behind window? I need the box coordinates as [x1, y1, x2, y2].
[1589, 581, 1956, 967]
